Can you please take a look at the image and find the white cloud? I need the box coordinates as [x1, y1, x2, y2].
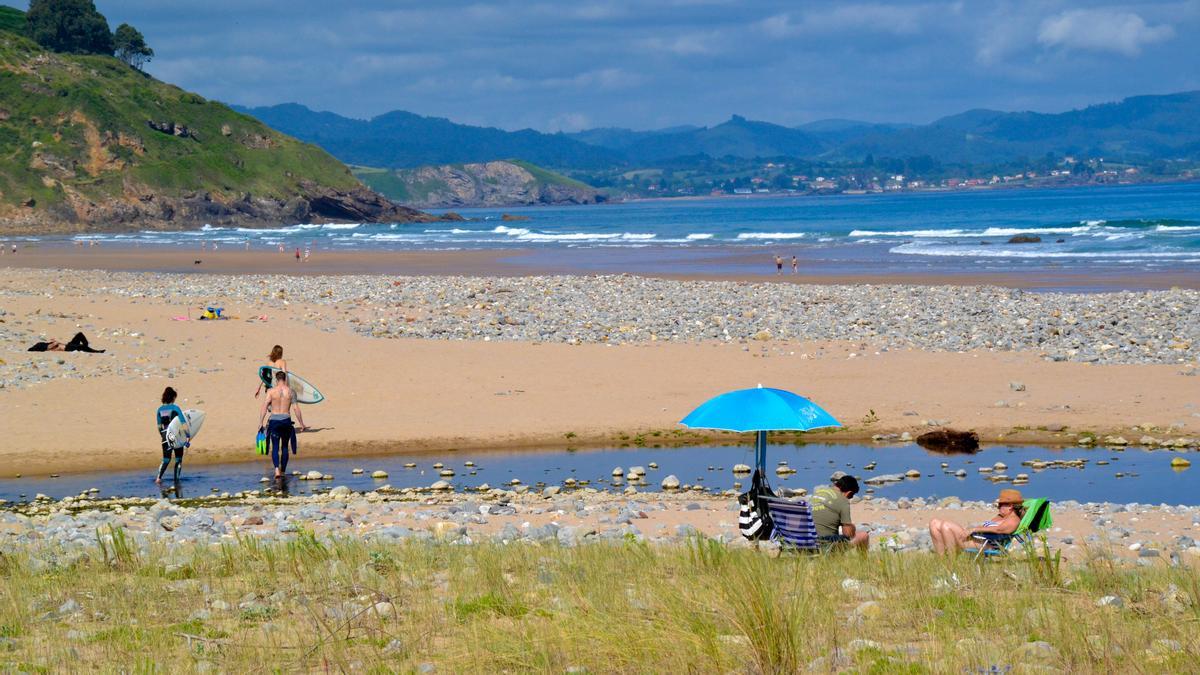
[1038, 9, 1175, 56]
[638, 31, 722, 55]
[760, 4, 932, 38]
[548, 112, 591, 132]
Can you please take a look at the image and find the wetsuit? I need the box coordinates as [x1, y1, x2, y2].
[156, 403, 187, 480]
[267, 413, 296, 473]
[28, 332, 105, 353]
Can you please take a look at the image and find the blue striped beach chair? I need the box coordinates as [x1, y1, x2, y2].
[761, 497, 819, 552]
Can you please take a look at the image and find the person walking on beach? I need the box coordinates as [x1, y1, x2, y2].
[155, 387, 188, 483]
[254, 345, 308, 430]
[295, 247, 301, 261]
[791, 255, 798, 274]
[774, 255, 783, 275]
[258, 370, 298, 479]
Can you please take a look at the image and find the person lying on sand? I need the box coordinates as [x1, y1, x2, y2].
[928, 488, 1024, 554]
[27, 332, 105, 353]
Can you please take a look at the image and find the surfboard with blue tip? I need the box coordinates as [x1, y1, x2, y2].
[258, 366, 325, 404]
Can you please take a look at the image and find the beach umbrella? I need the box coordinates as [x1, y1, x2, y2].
[679, 385, 841, 474]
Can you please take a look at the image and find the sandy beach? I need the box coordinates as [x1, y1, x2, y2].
[0, 263, 1196, 478]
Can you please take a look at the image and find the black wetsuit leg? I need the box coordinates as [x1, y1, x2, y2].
[268, 418, 295, 473]
[65, 332, 105, 353]
[158, 430, 172, 480]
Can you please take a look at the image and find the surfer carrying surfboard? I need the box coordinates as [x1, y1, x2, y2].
[155, 387, 188, 483]
[258, 370, 299, 479]
[254, 345, 308, 431]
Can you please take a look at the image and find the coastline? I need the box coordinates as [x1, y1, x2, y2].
[1, 266, 1195, 477]
[3, 245, 1199, 290]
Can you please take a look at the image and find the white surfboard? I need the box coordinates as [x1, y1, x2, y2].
[258, 366, 325, 404]
[166, 409, 206, 449]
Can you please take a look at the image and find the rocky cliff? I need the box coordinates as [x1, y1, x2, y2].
[0, 23, 437, 233]
[355, 160, 602, 208]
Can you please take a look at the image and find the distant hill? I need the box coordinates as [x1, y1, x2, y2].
[353, 160, 601, 208]
[567, 115, 825, 163]
[239, 92, 1200, 171]
[234, 103, 622, 170]
[833, 92, 1200, 162]
[0, 13, 432, 232]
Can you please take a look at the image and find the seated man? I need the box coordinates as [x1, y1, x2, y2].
[810, 474, 869, 551]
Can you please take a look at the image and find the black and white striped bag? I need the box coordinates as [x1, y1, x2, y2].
[737, 469, 775, 541]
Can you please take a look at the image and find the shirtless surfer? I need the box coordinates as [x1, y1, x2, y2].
[258, 370, 298, 478]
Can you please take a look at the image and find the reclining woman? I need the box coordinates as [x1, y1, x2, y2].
[928, 488, 1025, 554]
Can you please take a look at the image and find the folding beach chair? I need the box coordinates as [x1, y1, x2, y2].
[761, 496, 819, 553]
[966, 498, 1053, 561]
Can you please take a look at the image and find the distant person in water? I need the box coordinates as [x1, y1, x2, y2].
[254, 345, 307, 430]
[295, 247, 301, 261]
[28, 332, 105, 353]
[258, 370, 298, 478]
[791, 255, 798, 274]
[775, 255, 783, 275]
[155, 386, 188, 483]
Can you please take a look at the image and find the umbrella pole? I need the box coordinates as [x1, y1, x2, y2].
[755, 430, 767, 475]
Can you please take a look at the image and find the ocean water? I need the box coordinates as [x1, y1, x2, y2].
[0, 443, 1193, 505]
[45, 182, 1200, 278]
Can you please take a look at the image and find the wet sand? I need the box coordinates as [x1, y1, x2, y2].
[4, 245, 1199, 290]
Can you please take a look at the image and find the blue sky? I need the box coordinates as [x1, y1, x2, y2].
[13, 1, 1200, 131]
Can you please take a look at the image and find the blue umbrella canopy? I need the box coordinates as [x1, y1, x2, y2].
[680, 386, 840, 433]
[679, 386, 841, 474]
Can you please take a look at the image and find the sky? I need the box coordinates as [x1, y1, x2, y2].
[11, 0, 1200, 131]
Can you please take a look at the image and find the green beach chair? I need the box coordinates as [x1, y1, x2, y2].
[965, 498, 1053, 561]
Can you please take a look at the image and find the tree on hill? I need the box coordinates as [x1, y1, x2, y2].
[25, 0, 112, 55]
[113, 22, 153, 70]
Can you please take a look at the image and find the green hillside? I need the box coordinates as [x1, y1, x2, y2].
[0, 14, 420, 232]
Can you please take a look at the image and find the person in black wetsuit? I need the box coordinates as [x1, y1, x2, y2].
[155, 386, 189, 483]
[28, 332, 105, 353]
[257, 370, 298, 479]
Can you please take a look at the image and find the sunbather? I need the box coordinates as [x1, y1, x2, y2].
[27, 332, 105, 353]
[928, 488, 1025, 554]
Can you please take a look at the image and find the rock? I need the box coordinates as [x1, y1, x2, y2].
[1010, 381, 1026, 391]
[916, 428, 979, 453]
[430, 480, 452, 490]
[1008, 235, 1042, 243]
[542, 486, 561, 497]
[351, 468, 363, 475]
[57, 598, 81, 616]
[661, 475, 681, 490]
[329, 486, 352, 497]
[304, 470, 323, 481]
[372, 470, 389, 479]
[732, 464, 751, 473]
[1016, 641, 1058, 661]
[904, 469, 921, 478]
[1171, 458, 1191, 468]
[852, 601, 882, 621]
[372, 602, 396, 619]
[1096, 595, 1124, 608]
[611, 467, 624, 477]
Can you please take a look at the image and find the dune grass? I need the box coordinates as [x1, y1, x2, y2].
[0, 529, 1196, 673]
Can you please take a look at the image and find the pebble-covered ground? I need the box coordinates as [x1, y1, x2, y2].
[3, 488, 1199, 565]
[2, 269, 1197, 393]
